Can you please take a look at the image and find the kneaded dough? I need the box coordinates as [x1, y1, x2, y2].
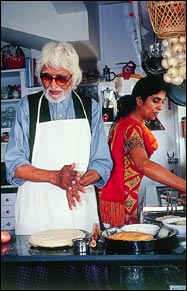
[28, 229, 86, 247]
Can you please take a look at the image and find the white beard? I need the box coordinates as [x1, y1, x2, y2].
[44, 87, 71, 103]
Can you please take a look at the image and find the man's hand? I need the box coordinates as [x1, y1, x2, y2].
[55, 163, 81, 190]
[64, 168, 101, 210]
[66, 184, 87, 210]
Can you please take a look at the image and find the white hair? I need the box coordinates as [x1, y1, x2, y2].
[35, 42, 82, 90]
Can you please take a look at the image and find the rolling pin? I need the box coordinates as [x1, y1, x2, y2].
[90, 223, 100, 248]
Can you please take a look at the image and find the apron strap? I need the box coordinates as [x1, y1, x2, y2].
[72, 91, 92, 129]
[28, 91, 51, 162]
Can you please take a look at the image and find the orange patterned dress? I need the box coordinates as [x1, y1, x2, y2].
[99, 117, 158, 227]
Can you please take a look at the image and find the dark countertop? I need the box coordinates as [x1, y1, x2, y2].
[1, 233, 186, 290]
[1, 233, 186, 265]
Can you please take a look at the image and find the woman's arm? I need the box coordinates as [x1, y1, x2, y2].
[130, 146, 186, 193]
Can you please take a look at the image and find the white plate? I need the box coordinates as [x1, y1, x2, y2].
[121, 223, 160, 236]
[162, 217, 186, 236]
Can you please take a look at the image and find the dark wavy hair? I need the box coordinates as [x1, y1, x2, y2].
[115, 75, 168, 121]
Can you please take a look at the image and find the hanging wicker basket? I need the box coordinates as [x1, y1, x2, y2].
[147, 1, 186, 39]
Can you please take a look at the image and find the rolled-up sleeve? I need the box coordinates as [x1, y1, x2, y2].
[5, 97, 31, 186]
[88, 99, 113, 187]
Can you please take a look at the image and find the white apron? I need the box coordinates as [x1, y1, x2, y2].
[15, 93, 99, 234]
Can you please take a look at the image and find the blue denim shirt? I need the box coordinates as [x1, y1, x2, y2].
[5, 91, 113, 187]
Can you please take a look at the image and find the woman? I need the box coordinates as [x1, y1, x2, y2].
[99, 75, 186, 227]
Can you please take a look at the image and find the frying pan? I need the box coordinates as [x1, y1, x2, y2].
[101, 226, 178, 255]
[141, 43, 166, 76]
[144, 210, 186, 225]
[167, 80, 186, 106]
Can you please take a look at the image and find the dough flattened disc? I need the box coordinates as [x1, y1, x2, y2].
[28, 229, 86, 248]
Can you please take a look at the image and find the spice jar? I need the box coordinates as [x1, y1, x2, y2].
[2, 132, 9, 142]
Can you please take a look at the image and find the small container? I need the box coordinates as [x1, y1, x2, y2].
[1, 88, 8, 100]
[96, 237, 106, 255]
[72, 238, 90, 255]
[2, 132, 9, 143]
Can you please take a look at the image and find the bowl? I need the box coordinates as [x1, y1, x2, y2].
[121, 223, 160, 236]
[2, 56, 25, 69]
[162, 217, 186, 236]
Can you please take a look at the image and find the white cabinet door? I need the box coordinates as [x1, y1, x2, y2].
[99, 2, 142, 75]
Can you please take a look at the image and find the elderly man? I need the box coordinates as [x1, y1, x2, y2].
[5, 41, 113, 235]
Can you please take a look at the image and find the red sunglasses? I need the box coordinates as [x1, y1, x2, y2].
[40, 72, 72, 86]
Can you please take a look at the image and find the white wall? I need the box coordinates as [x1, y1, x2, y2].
[1, 1, 89, 41]
[1, 1, 100, 61]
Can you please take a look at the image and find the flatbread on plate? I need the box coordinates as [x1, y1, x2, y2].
[28, 229, 86, 248]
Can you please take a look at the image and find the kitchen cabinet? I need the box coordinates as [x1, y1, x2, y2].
[1, 68, 42, 160]
[1, 68, 27, 98]
[99, 2, 143, 75]
[1, 188, 17, 231]
[1, 69, 26, 161]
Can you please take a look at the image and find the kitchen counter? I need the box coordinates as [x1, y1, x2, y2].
[1, 233, 186, 290]
[1, 233, 186, 263]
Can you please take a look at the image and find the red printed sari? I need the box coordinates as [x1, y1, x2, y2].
[99, 117, 158, 227]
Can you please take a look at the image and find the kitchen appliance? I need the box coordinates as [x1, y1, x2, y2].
[76, 81, 117, 130]
[115, 61, 137, 80]
[96, 65, 118, 122]
[102, 65, 116, 82]
[98, 81, 118, 122]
